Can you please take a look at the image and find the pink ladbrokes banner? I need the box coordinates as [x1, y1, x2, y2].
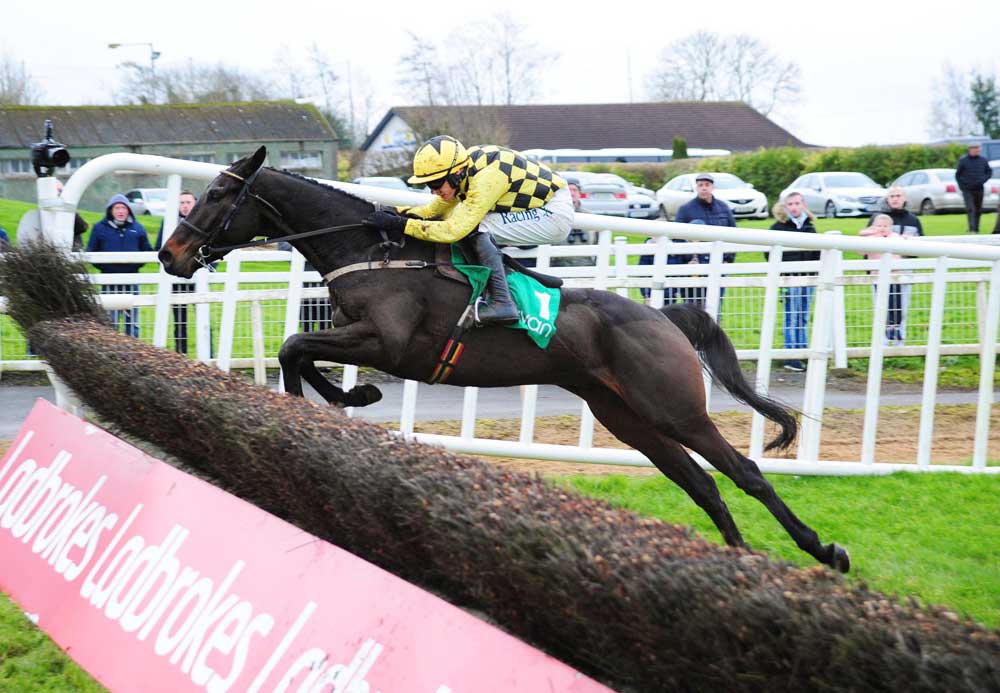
[0, 400, 610, 692]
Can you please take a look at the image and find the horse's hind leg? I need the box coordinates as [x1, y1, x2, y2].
[575, 386, 747, 550]
[674, 420, 850, 573]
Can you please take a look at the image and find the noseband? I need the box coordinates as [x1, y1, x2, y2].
[178, 168, 285, 268]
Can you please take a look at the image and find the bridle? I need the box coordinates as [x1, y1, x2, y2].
[176, 168, 368, 270]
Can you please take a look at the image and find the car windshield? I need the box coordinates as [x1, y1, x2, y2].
[710, 173, 748, 189]
[824, 173, 878, 188]
[144, 190, 167, 202]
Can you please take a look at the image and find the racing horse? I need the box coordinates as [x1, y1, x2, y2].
[159, 147, 850, 572]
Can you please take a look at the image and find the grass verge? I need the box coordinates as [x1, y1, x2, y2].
[563, 471, 1000, 627]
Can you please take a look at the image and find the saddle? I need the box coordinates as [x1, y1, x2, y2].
[433, 244, 563, 289]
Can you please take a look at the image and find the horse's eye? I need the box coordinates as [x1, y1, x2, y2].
[208, 187, 224, 201]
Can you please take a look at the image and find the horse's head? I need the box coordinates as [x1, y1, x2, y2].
[159, 146, 272, 278]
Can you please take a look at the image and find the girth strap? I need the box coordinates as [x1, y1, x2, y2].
[323, 260, 432, 285]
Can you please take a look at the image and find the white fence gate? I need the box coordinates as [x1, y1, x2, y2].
[1, 153, 998, 476]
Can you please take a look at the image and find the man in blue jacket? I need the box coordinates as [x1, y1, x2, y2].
[87, 193, 152, 337]
[673, 173, 737, 308]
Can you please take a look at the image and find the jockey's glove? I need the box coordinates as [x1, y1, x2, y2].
[362, 210, 407, 244]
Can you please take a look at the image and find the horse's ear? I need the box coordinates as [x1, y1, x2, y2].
[249, 146, 267, 171]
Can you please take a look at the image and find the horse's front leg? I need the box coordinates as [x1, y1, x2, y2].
[278, 319, 384, 406]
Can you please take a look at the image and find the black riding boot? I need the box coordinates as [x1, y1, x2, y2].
[461, 233, 519, 326]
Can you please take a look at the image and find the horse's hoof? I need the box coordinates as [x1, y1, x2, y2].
[344, 384, 382, 407]
[828, 543, 851, 573]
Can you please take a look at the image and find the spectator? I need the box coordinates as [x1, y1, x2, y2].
[277, 241, 332, 333]
[87, 193, 152, 338]
[0, 224, 9, 251]
[551, 176, 594, 268]
[955, 143, 992, 233]
[860, 213, 905, 345]
[767, 192, 820, 372]
[155, 191, 207, 354]
[869, 186, 923, 342]
[15, 180, 89, 250]
[672, 172, 736, 308]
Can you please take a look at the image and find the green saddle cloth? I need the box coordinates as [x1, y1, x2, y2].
[450, 245, 560, 349]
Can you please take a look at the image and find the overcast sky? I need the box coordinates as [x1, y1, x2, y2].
[4, 0, 999, 148]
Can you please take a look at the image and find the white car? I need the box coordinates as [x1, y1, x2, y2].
[124, 188, 168, 216]
[780, 172, 886, 218]
[655, 172, 768, 220]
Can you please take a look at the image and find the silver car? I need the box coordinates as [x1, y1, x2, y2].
[124, 188, 168, 216]
[655, 172, 768, 220]
[780, 172, 886, 218]
[890, 168, 1000, 215]
[560, 170, 630, 217]
[586, 172, 659, 220]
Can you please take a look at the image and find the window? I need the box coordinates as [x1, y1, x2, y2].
[177, 153, 215, 164]
[894, 173, 912, 187]
[911, 172, 928, 185]
[280, 150, 322, 170]
[1, 159, 33, 174]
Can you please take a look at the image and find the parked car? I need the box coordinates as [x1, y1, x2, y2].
[655, 172, 768, 220]
[123, 188, 168, 216]
[559, 170, 630, 217]
[889, 168, 1000, 215]
[780, 172, 886, 218]
[584, 172, 659, 220]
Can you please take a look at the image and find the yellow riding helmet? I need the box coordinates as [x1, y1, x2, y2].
[408, 136, 470, 185]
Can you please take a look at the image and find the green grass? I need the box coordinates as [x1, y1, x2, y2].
[565, 471, 1000, 627]
[0, 592, 106, 692]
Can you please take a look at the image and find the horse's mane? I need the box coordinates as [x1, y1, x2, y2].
[265, 167, 374, 206]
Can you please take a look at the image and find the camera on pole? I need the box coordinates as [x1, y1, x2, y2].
[30, 119, 71, 177]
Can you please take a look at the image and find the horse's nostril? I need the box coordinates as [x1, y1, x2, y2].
[158, 248, 173, 267]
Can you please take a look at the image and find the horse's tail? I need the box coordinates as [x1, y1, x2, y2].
[660, 303, 797, 451]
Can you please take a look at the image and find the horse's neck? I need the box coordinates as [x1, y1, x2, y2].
[262, 172, 434, 276]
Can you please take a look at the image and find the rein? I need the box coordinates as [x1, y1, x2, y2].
[184, 167, 435, 281]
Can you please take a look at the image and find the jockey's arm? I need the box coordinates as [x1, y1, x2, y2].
[400, 167, 507, 244]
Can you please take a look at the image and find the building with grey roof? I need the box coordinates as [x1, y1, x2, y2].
[0, 101, 337, 210]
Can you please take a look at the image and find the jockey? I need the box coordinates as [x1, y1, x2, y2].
[362, 135, 574, 326]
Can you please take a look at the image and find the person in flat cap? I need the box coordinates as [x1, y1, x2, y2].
[671, 171, 737, 308]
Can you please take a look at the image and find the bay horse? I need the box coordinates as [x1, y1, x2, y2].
[159, 147, 849, 572]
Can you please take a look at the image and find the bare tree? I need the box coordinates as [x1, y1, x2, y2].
[116, 61, 278, 104]
[397, 32, 443, 106]
[0, 51, 42, 105]
[646, 32, 800, 116]
[927, 63, 981, 138]
[397, 13, 555, 107]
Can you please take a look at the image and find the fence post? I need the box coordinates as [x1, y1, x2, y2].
[194, 269, 212, 363]
[917, 256, 949, 467]
[750, 245, 783, 459]
[650, 236, 668, 309]
[216, 251, 242, 372]
[860, 252, 895, 465]
[832, 250, 848, 369]
[797, 240, 840, 463]
[972, 260, 1000, 468]
[153, 174, 182, 348]
[594, 230, 612, 291]
[277, 248, 305, 394]
[613, 236, 629, 299]
[251, 300, 266, 386]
